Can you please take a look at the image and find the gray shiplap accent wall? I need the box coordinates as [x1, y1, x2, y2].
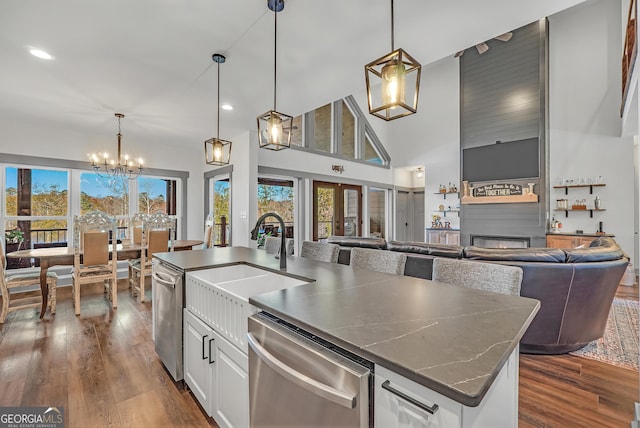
[460, 20, 549, 247]
[461, 22, 542, 147]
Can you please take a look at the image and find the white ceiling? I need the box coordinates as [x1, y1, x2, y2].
[1, 0, 586, 149]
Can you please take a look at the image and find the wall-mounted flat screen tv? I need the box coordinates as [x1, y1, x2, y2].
[462, 138, 539, 182]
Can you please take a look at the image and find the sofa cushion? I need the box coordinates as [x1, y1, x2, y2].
[386, 241, 463, 258]
[564, 245, 626, 263]
[464, 246, 566, 263]
[326, 236, 387, 249]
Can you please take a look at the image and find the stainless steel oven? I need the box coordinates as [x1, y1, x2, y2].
[248, 312, 372, 428]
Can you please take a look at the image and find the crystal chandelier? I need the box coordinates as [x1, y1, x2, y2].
[90, 113, 143, 180]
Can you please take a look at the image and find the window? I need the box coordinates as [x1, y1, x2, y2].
[1, 162, 185, 268]
[257, 177, 294, 238]
[364, 133, 383, 165]
[368, 188, 386, 238]
[138, 176, 177, 215]
[80, 174, 129, 216]
[312, 103, 332, 152]
[212, 178, 230, 246]
[340, 100, 356, 158]
[290, 115, 303, 147]
[292, 96, 390, 166]
[4, 167, 70, 267]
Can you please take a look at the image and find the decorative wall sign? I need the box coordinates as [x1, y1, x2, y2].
[474, 183, 522, 197]
[461, 182, 538, 204]
[332, 165, 344, 174]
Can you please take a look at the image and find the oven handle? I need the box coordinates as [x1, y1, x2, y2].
[247, 332, 357, 409]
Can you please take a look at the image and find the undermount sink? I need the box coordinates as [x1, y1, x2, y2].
[187, 264, 309, 301]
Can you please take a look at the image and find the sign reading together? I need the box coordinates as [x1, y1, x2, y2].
[473, 183, 523, 197]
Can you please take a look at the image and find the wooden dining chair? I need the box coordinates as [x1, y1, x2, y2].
[72, 210, 118, 316]
[129, 211, 173, 302]
[0, 237, 57, 322]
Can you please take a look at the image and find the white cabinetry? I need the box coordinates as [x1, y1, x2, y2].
[184, 309, 214, 415]
[210, 329, 249, 428]
[375, 347, 519, 427]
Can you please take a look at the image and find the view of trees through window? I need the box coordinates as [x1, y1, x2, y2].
[4, 167, 68, 249]
[257, 178, 294, 237]
[138, 177, 170, 214]
[80, 173, 129, 216]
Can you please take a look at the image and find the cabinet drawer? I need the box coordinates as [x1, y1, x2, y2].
[375, 365, 461, 427]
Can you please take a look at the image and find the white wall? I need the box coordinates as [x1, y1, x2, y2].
[386, 57, 462, 232]
[549, 0, 636, 261]
[226, 131, 258, 247]
[0, 111, 205, 240]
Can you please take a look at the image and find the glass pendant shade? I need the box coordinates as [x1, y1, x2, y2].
[205, 137, 232, 166]
[365, 48, 421, 121]
[257, 110, 293, 150]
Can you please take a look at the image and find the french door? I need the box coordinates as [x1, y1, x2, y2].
[312, 181, 362, 241]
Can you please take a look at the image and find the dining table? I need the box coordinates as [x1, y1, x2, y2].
[6, 239, 204, 318]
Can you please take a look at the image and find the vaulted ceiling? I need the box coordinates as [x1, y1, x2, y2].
[0, 0, 586, 150]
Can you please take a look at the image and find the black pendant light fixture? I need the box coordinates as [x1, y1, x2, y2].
[205, 53, 232, 165]
[257, 0, 293, 151]
[365, 0, 422, 121]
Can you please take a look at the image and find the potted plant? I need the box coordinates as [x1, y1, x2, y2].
[5, 229, 25, 249]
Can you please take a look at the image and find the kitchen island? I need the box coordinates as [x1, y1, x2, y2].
[154, 246, 539, 426]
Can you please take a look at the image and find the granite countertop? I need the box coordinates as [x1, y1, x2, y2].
[154, 247, 539, 407]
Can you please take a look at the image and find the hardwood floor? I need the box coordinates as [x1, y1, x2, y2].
[0, 280, 637, 427]
[0, 281, 217, 428]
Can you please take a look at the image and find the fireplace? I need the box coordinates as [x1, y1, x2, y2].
[471, 235, 530, 248]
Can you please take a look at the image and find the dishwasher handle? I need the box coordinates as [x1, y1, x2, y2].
[153, 271, 177, 288]
[247, 332, 357, 409]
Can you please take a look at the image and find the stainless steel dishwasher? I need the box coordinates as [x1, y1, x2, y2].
[248, 312, 372, 428]
[152, 259, 185, 382]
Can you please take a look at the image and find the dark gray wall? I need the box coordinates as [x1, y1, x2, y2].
[460, 20, 549, 247]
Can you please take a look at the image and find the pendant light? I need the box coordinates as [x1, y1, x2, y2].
[205, 53, 232, 165]
[257, 0, 293, 151]
[365, 0, 422, 121]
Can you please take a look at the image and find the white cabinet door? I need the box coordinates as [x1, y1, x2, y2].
[375, 347, 519, 428]
[376, 365, 462, 427]
[183, 309, 215, 416]
[211, 330, 249, 428]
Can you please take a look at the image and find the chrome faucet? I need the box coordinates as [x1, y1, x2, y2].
[250, 212, 287, 269]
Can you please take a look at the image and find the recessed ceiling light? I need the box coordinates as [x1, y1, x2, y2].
[29, 48, 54, 60]
[221, 104, 234, 111]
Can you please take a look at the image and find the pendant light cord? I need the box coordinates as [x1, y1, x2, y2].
[273, 7, 278, 111]
[390, 0, 395, 51]
[216, 60, 220, 139]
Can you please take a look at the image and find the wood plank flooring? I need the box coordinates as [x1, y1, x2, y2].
[0, 280, 637, 427]
[519, 282, 639, 427]
[0, 281, 217, 428]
